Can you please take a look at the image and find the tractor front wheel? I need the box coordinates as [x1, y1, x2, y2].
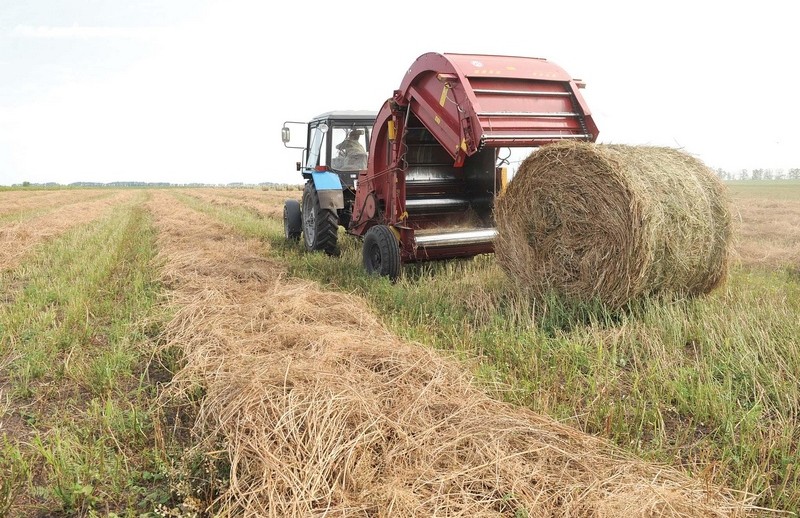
[363, 225, 401, 281]
[301, 182, 339, 255]
[283, 199, 301, 241]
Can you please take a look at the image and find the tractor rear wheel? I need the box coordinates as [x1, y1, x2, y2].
[301, 181, 339, 255]
[363, 225, 401, 281]
[283, 199, 301, 241]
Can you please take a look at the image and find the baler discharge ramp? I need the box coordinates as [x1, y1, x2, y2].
[349, 52, 598, 277]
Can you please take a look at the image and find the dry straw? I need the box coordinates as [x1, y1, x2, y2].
[494, 142, 733, 308]
[0, 190, 133, 271]
[150, 192, 755, 517]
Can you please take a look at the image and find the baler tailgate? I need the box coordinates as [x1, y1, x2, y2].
[470, 77, 593, 147]
[396, 53, 600, 158]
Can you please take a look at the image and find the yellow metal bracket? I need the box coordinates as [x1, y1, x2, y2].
[434, 83, 451, 125]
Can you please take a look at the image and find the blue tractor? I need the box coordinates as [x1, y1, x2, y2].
[281, 110, 377, 255]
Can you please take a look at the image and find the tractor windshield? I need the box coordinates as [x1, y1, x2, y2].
[330, 126, 370, 171]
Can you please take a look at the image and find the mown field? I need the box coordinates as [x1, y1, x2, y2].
[0, 181, 798, 516]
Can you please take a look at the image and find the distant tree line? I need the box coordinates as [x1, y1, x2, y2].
[714, 168, 800, 181]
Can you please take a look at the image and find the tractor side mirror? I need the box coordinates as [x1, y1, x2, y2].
[296, 162, 301, 171]
[281, 126, 291, 143]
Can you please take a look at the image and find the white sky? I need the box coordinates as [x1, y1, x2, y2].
[1, 0, 798, 186]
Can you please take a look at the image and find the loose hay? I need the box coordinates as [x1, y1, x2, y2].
[149, 192, 756, 516]
[0, 190, 134, 271]
[494, 142, 732, 307]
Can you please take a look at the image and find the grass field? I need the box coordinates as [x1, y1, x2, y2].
[0, 181, 798, 516]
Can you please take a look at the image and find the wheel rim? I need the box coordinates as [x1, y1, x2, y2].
[368, 243, 382, 270]
[302, 192, 315, 248]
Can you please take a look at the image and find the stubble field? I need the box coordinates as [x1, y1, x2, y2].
[0, 182, 798, 516]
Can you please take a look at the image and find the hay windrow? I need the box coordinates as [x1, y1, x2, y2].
[494, 142, 733, 307]
[0, 190, 134, 271]
[0, 189, 92, 217]
[149, 191, 755, 516]
[182, 187, 301, 220]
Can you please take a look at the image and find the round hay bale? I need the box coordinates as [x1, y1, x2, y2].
[494, 142, 732, 307]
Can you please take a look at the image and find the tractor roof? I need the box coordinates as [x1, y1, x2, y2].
[312, 110, 378, 122]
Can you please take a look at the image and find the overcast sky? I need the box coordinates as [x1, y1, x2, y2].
[1, 0, 798, 186]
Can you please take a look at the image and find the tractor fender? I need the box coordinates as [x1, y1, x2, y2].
[310, 171, 345, 210]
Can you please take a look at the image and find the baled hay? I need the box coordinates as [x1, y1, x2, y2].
[149, 193, 755, 517]
[494, 142, 732, 307]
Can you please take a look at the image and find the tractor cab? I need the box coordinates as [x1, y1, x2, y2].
[282, 110, 377, 189]
[281, 110, 377, 255]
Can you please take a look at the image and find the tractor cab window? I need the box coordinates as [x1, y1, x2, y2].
[306, 123, 329, 169]
[331, 126, 369, 171]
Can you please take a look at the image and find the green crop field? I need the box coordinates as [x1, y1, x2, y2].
[1, 183, 798, 516]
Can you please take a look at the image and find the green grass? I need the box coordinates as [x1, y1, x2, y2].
[0, 192, 172, 516]
[725, 179, 800, 199]
[175, 190, 800, 513]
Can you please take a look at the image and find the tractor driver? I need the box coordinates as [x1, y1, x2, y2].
[336, 129, 365, 158]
